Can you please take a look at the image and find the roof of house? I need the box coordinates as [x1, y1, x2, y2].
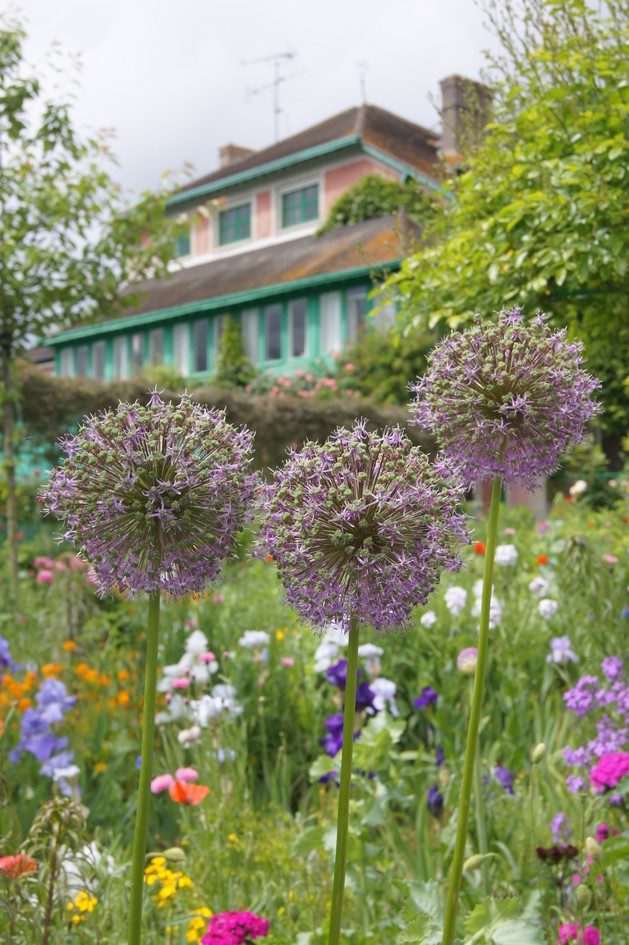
[175, 104, 440, 200]
[46, 216, 411, 343]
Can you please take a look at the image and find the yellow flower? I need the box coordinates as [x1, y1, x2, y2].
[93, 762, 108, 774]
[275, 629, 285, 641]
[186, 908, 213, 943]
[66, 891, 97, 923]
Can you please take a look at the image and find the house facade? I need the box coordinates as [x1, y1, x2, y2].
[43, 97, 453, 382]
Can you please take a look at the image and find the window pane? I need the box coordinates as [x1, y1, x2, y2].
[93, 341, 106, 381]
[131, 334, 144, 374]
[219, 204, 251, 245]
[76, 345, 88, 377]
[60, 348, 73, 377]
[346, 289, 367, 341]
[281, 184, 318, 227]
[242, 309, 259, 363]
[372, 296, 397, 330]
[149, 329, 164, 365]
[319, 292, 341, 355]
[114, 337, 128, 380]
[289, 299, 307, 357]
[175, 228, 191, 257]
[173, 324, 189, 376]
[265, 305, 282, 360]
[193, 319, 208, 373]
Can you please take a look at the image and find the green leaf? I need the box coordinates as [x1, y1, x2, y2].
[397, 914, 443, 945]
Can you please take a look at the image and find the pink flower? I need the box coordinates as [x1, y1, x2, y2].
[34, 556, 54, 568]
[558, 923, 600, 945]
[199, 651, 216, 663]
[590, 751, 629, 791]
[281, 657, 294, 667]
[36, 569, 54, 585]
[150, 774, 175, 793]
[212, 594, 225, 604]
[602, 553, 618, 565]
[175, 767, 199, 782]
[171, 677, 190, 689]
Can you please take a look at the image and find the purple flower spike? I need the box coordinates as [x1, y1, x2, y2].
[414, 685, 439, 709]
[428, 785, 444, 817]
[494, 764, 515, 794]
[258, 422, 469, 632]
[410, 309, 601, 489]
[43, 393, 257, 598]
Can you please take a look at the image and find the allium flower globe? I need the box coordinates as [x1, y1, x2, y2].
[410, 309, 600, 488]
[43, 393, 256, 598]
[258, 422, 469, 632]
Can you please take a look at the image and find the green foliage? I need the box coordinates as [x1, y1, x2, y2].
[386, 0, 629, 437]
[15, 363, 432, 472]
[317, 174, 439, 235]
[341, 327, 434, 404]
[214, 315, 257, 389]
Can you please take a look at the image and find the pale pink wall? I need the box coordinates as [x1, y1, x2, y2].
[323, 159, 397, 214]
[193, 216, 211, 255]
[256, 190, 272, 238]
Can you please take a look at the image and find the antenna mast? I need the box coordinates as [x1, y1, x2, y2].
[242, 50, 297, 142]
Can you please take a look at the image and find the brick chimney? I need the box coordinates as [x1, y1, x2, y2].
[219, 143, 256, 168]
[439, 75, 492, 162]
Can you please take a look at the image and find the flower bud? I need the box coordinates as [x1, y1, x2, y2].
[585, 836, 602, 862]
[160, 847, 186, 862]
[530, 743, 546, 764]
[575, 884, 592, 909]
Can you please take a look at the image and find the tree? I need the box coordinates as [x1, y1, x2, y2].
[214, 315, 256, 389]
[386, 0, 629, 456]
[0, 17, 186, 606]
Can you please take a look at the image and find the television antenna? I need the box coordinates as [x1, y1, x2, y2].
[242, 50, 299, 142]
[357, 61, 369, 105]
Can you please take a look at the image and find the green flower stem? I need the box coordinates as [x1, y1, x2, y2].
[128, 590, 161, 945]
[442, 475, 502, 945]
[327, 615, 360, 945]
[471, 683, 489, 897]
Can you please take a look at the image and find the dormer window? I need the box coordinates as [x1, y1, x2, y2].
[281, 184, 318, 227]
[219, 203, 251, 245]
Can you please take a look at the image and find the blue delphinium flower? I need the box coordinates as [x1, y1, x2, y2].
[428, 785, 444, 817]
[414, 686, 439, 709]
[0, 635, 17, 673]
[494, 765, 515, 795]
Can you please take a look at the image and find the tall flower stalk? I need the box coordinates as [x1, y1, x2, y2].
[43, 392, 256, 945]
[411, 308, 600, 943]
[258, 421, 468, 944]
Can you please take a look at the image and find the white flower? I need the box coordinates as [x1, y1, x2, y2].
[58, 842, 116, 895]
[320, 622, 348, 647]
[155, 694, 189, 724]
[538, 598, 559, 620]
[177, 725, 201, 746]
[546, 635, 578, 665]
[358, 643, 383, 676]
[369, 677, 399, 717]
[420, 611, 437, 628]
[495, 544, 518, 566]
[185, 629, 209, 655]
[472, 593, 502, 628]
[569, 479, 588, 496]
[314, 640, 340, 672]
[528, 576, 550, 599]
[238, 630, 271, 649]
[52, 765, 81, 781]
[473, 579, 484, 597]
[445, 586, 467, 617]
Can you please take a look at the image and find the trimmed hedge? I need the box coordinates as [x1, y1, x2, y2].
[16, 364, 433, 472]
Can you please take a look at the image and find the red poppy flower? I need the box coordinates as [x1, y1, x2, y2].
[168, 781, 210, 806]
[536, 555, 548, 565]
[473, 542, 485, 554]
[0, 854, 37, 878]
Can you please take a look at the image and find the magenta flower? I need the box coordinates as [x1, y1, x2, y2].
[590, 751, 629, 792]
[43, 392, 256, 598]
[558, 923, 601, 945]
[258, 422, 468, 632]
[201, 910, 269, 945]
[410, 309, 600, 489]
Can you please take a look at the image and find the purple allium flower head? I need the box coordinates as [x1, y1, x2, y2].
[414, 685, 439, 709]
[410, 309, 601, 489]
[43, 392, 257, 598]
[257, 422, 468, 632]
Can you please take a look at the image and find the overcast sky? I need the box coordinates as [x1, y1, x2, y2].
[11, 0, 499, 197]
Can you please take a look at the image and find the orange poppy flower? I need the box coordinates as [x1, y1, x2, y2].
[536, 555, 548, 565]
[473, 542, 485, 554]
[168, 781, 210, 806]
[0, 854, 37, 878]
